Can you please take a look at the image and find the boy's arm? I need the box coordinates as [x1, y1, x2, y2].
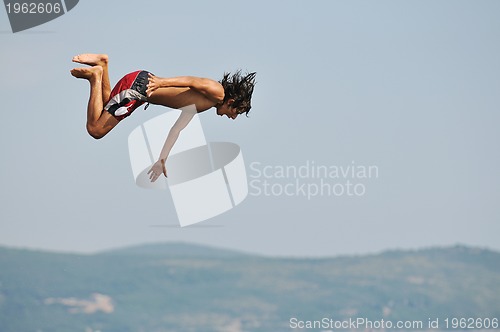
[147, 110, 195, 182]
[146, 73, 224, 104]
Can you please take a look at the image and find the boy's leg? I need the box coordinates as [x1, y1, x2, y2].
[70, 66, 119, 139]
[72, 54, 111, 104]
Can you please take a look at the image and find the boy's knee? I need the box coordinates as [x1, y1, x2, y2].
[86, 124, 105, 140]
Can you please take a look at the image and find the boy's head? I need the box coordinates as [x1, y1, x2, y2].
[219, 71, 256, 117]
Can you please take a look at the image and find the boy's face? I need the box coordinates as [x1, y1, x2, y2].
[216, 99, 242, 120]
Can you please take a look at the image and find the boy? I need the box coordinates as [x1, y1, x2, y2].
[71, 54, 256, 182]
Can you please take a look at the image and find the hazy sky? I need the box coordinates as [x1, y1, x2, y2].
[1, 0, 499, 257]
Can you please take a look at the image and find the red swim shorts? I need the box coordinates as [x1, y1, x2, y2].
[104, 70, 151, 121]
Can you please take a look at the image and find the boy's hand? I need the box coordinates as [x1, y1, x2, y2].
[146, 73, 161, 97]
[147, 159, 167, 182]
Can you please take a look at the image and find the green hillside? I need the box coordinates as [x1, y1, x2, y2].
[0, 244, 499, 332]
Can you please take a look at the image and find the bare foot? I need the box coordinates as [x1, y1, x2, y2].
[72, 53, 108, 67]
[70, 65, 103, 80]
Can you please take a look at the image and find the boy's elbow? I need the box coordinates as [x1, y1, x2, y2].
[205, 80, 224, 103]
[170, 127, 182, 137]
[213, 87, 225, 104]
[213, 94, 224, 104]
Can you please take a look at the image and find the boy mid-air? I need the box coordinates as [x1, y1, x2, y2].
[70, 54, 256, 182]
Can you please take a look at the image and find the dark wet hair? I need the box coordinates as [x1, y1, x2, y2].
[219, 70, 256, 116]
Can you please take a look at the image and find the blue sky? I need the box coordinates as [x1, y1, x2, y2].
[0, 0, 499, 256]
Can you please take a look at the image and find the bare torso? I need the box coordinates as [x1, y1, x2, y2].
[146, 87, 217, 113]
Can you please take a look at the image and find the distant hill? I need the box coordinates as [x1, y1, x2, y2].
[0, 243, 499, 332]
[101, 242, 249, 258]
